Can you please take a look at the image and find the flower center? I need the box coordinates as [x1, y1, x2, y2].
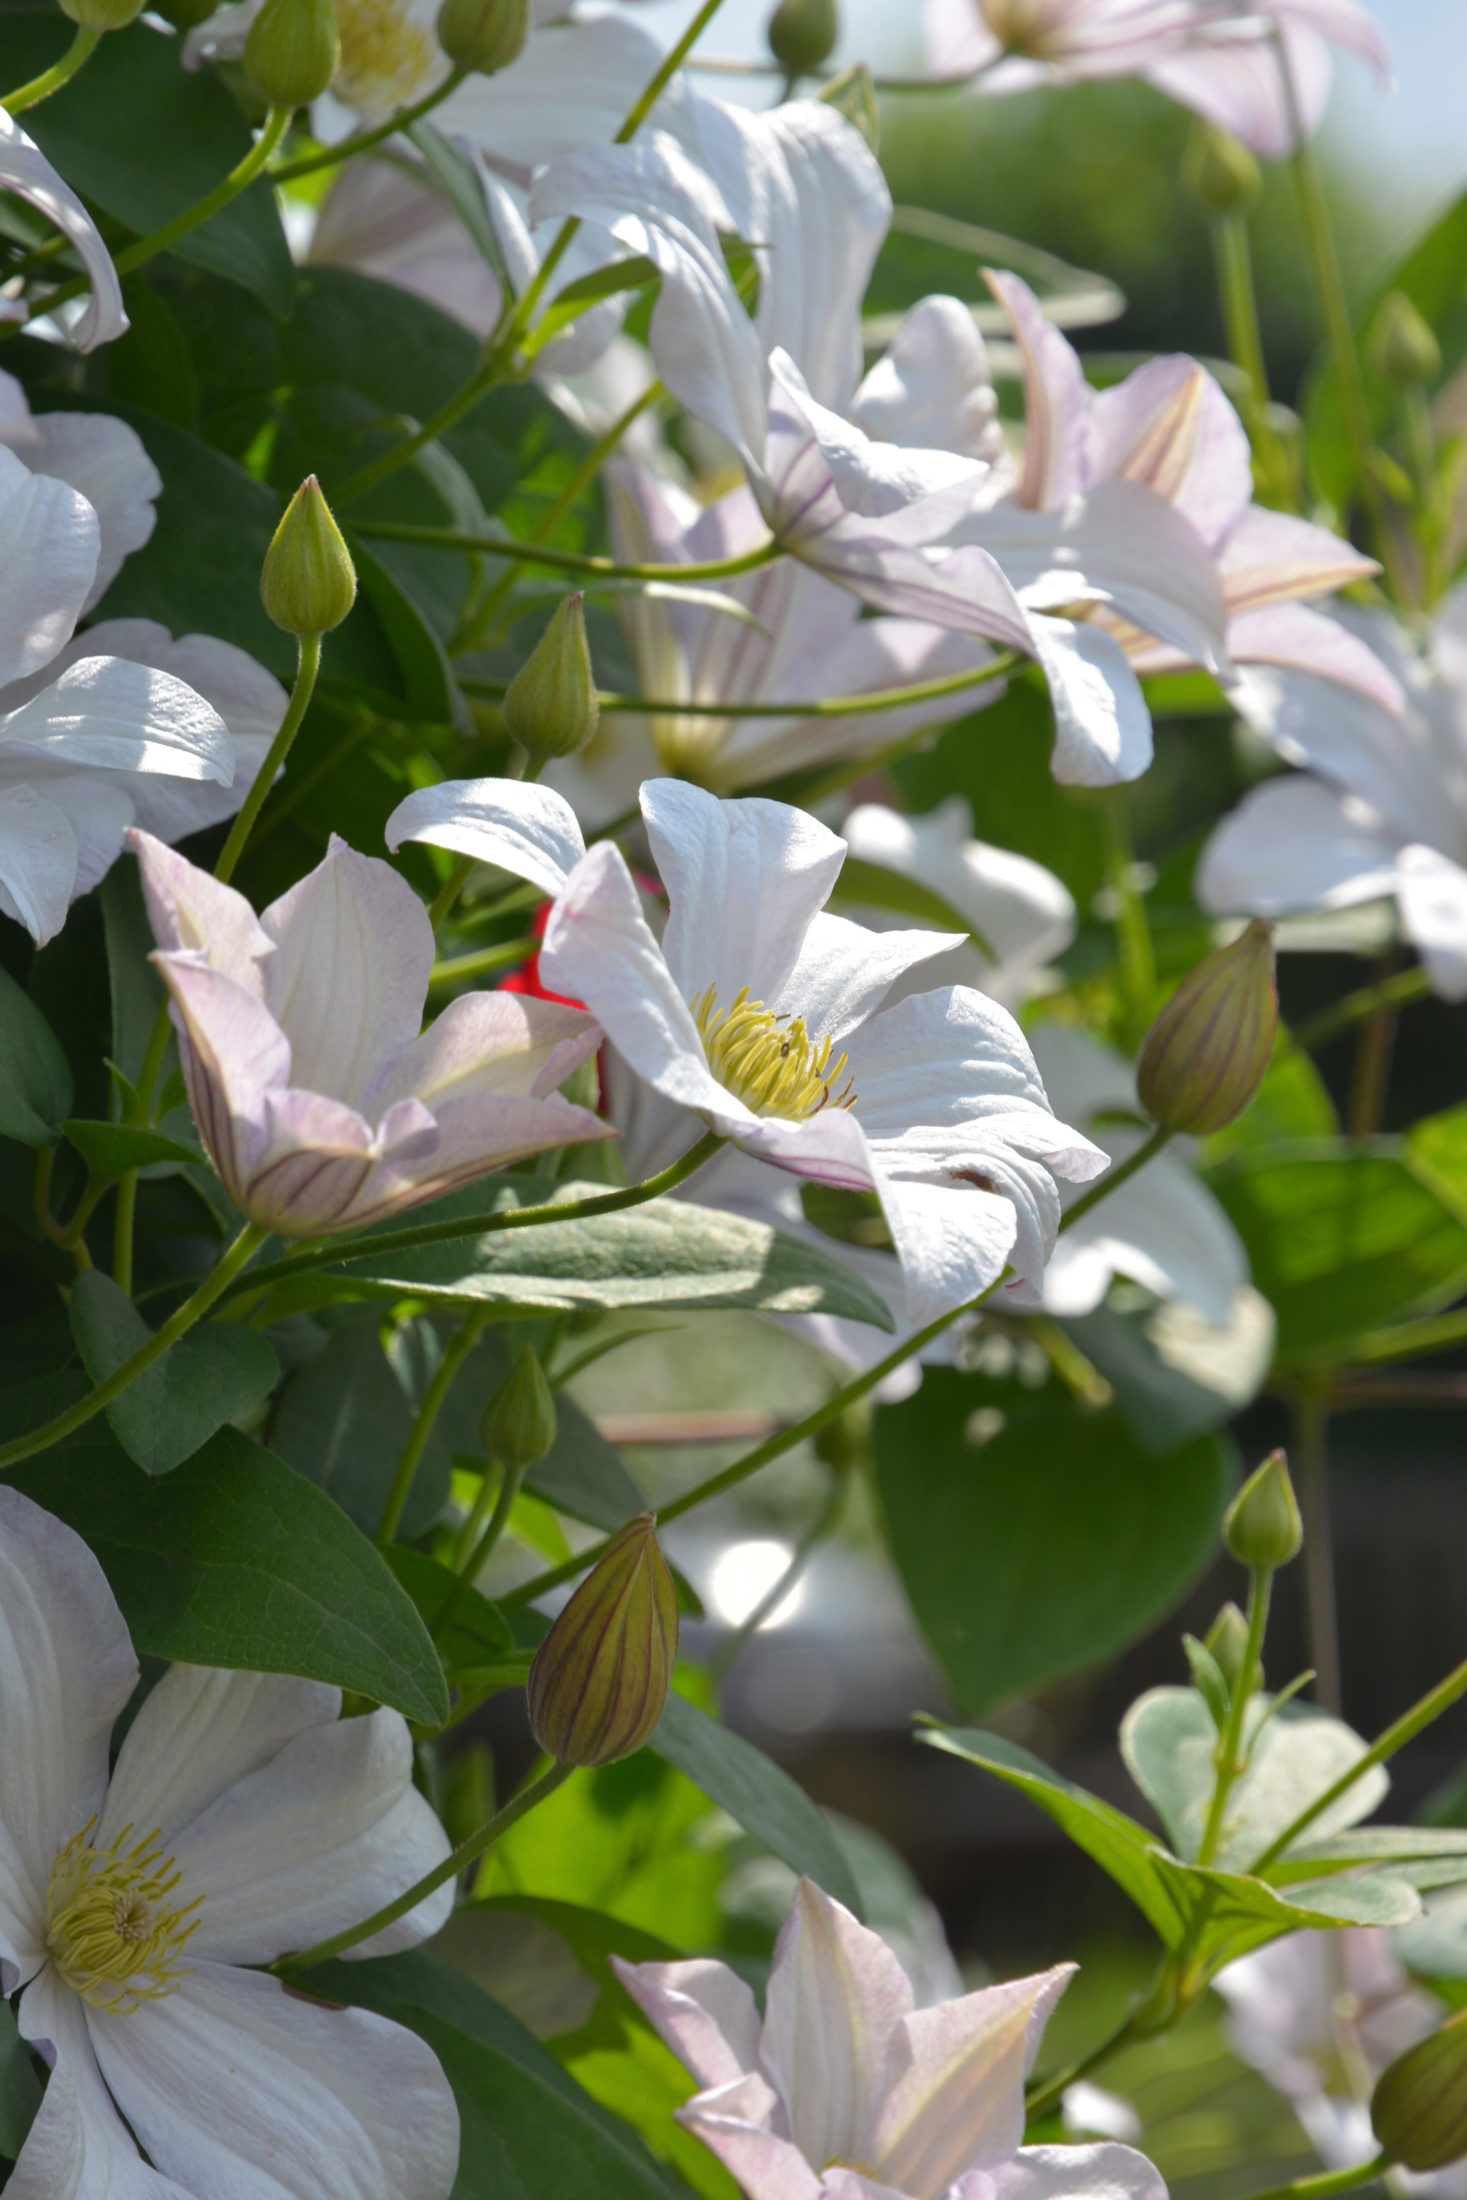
[333, 0, 447, 117]
[46, 1820, 201, 2015]
[983, 0, 1064, 56]
[691, 985, 855, 1121]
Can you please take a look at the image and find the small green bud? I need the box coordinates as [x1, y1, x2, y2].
[527, 1514, 678, 1767]
[1373, 2010, 1467, 2170]
[244, 0, 339, 109]
[1371, 290, 1442, 389]
[59, 0, 144, 31]
[1204, 1601, 1252, 1695]
[260, 476, 357, 637]
[1183, 123, 1262, 215]
[817, 61, 878, 152]
[768, 0, 837, 76]
[504, 593, 600, 761]
[1136, 919, 1277, 1136]
[435, 0, 528, 74]
[481, 1346, 557, 1473]
[1225, 1450, 1303, 1571]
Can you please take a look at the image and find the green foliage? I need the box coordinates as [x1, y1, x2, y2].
[0, 965, 74, 1147]
[69, 1267, 278, 1473]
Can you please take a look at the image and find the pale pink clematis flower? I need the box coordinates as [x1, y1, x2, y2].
[132, 828, 612, 1236]
[0, 111, 126, 352]
[612, 1875, 1166, 2200]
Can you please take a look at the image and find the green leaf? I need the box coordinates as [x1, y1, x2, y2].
[831, 855, 993, 958]
[383, 1545, 512, 1669]
[8, 1423, 449, 1725]
[353, 538, 471, 731]
[1148, 1850, 1421, 1975]
[1204, 1140, 1467, 1365]
[406, 123, 510, 289]
[0, 1998, 41, 2161]
[1059, 1289, 1273, 1453]
[650, 1691, 863, 1917]
[270, 1315, 451, 1540]
[0, 963, 74, 1146]
[68, 1271, 278, 1476]
[874, 1369, 1230, 1713]
[63, 1121, 204, 1175]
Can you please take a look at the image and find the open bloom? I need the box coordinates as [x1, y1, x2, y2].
[134, 829, 611, 1236]
[1198, 590, 1467, 999]
[0, 1484, 459, 2200]
[186, 0, 449, 122]
[387, 776, 1106, 1322]
[614, 1875, 1166, 2200]
[0, 111, 126, 352]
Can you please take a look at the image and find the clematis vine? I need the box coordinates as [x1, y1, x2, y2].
[133, 829, 612, 1236]
[613, 1874, 1168, 2200]
[387, 776, 1107, 1323]
[0, 1484, 459, 2200]
[0, 111, 126, 353]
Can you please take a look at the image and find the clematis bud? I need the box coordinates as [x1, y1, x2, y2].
[1225, 1451, 1302, 1571]
[1136, 919, 1276, 1136]
[1373, 2010, 1467, 2170]
[1204, 1601, 1252, 1695]
[261, 476, 357, 637]
[767, 0, 838, 75]
[244, 0, 339, 103]
[527, 1515, 678, 1767]
[1372, 291, 1442, 389]
[1183, 124, 1262, 214]
[435, 0, 528, 74]
[817, 61, 878, 151]
[481, 1347, 556, 1472]
[504, 593, 600, 761]
[59, 0, 144, 30]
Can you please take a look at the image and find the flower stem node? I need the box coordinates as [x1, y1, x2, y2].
[1371, 290, 1443, 389]
[481, 1346, 557, 1473]
[58, 0, 144, 31]
[1373, 2010, 1467, 2169]
[527, 1514, 678, 1767]
[261, 476, 358, 637]
[1203, 1600, 1252, 1695]
[1225, 1450, 1303, 1571]
[435, 0, 528, 74]
[1136, 918, 1277, 1135]
[1183, 123, 1262, 215]
[504, 593, 600, 761]
[767, 0, 838, 76]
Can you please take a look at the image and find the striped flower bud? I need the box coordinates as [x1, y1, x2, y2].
[436, 0, 528, 74]
[261, 476, 357, 637]
[481, 1347, 556, 1473]
[1225, 1451, 1302, 1571]
[1373, 2010, 1467, 2170]
[244, 0, 339, 105]
[1136, 920, 1277, 1136]
[504, 593, 600, 761]
[768, 0, 838, 75]
[527, 1515, 678, 1767]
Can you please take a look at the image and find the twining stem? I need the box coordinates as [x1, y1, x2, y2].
[428, 855, 477, 934]
[214, 634, 323, 885]
[434, 1458, 526, 1641]
[429, 937, 536, 990]
[353, 520, 779, 588]
[711, 1467, 845, 1681]
[463, 653, 1018, 725]
[269, 69, 467, 183]
[2, 23, 101, 114]
[274, 1760, 574, 1971]
[377, 1312, 493, 1547]
[1240, 2157, 1392, 2200]
[1058, 1128, 1173, 1233]
[1291, 1380, 1343, 1715]
[112, 1003, 180, 1297]
[1194, 1564, 1272, 1865]
[1291, 965, 1431, 1051]
[217, 1130, 726, 1305]
[0, 1223, 268, 1471]
[1210, 207, 1296, 508]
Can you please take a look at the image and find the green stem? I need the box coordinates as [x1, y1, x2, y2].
[3, 23, 101, 115]
[1211, 207, 1296, 507]
[1346, 952, 1402, 1138]
[463, 652, 1018, 725]
[377, 1312, 491, 1547]
[1195, 1564, 1272, 1865]
[0, 1222, 267, 1472]
[435, 1458, 526, 1642]
[354, 520, 777, 587]
[1240, 2159, 1392, 2200]
[1292, 1379, 1343, 1715]
[274, 1760, 574, 1971]
[113, 1002, 178, 1296]
[1291, 965, 1432, 1051]
[711, 1468, 845, 1681]
[219, 1131, 725, 1307]
[214, 634, 322, 886]
[429, 937, 535, 990]
[269, 68, 466, 183]
[1024, 1973, 1169, 2122]
[1100, 795, 1156, 1044]
[1058, 1127, 1173, 1234]
[1348, 1305, 1467, 1368]
[333, 347, 509, 508]
[428, 853, 477, 934]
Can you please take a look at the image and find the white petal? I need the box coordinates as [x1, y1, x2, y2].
[1025, 615, 1154, 787]
[0, 782, 78, 945]
[988, 2142, 1168, 2200]
[0, 656, 232, 782]
[610, 1955, 763, 2090]
[1145, 22, 1331, 160]
[10, 1969, 190, 2200]
[1229, 661, 1444, 847]
[777, 911, 965, 1043]
[0, 442, 98, 688]
[985, 270, 1092, 509]
[365, 991, 601, 1115]
[1196, 776, 1402, 918]
[68, 620, 290, 746]
[1088, 354, 1252, 550]
[24, 414, 160, 609]
[875, 1172, 1024, 1324]
[1219, 504, 1377, 612]
[853, 295, 1003, 464]
[312, 154, 503, 341]
[1226, 603, 1406, 715]
[8, 769, 134, 907]
[326, 1086, 612, 1229]
[0, 112, 126, 352]
[1396, 845, 1467, 1002]
[844, 984, 1083, 1147]
[151, 953, 288, 1201]
[677, 2072, 823, 2200]
[386, 776, 586, 897]
[131, 827, 273, 992]
[88, 1961, 459, 2200]
[732, 1103, 876, 1193]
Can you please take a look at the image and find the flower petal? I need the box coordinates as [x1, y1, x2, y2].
[677, 2072, 824, 2200]
[1219, 505, 1377, 613]
[131, 827, 273, 993]
[1396, 844, 1467, 1002]
[875, 1172, 1025, 1323]
[1225, 603, 1405, 715]
[777, 911, 965, 1044]
[22, 412, 159, 609]
[853, 295, 1003, 465]
[1025, 614, 1154, 787]
[0, 112, 126, 352]
[988, 2142, 1168, 2200]
[1196, 776, 1403, 918]
[151, 952, 288, 1201]
[1145, 21, 1332, 160]
[337, 1088, 614, 1227]
[1089, 354, 1252, 549]
[365, 991, 602, 1114]
[985, 270, 1092, 509]
[10, 1967, 189, 2200]
[386, 777, 587, 898]
[1228, 662, 1443, 848]
[610, 1955, 763, 2090]
[0, 655, 232, 782]
[0, 442, 97, 689]
[0, 782, 78, 945]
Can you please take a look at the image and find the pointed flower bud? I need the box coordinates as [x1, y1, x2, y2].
[1372, 291, 1442, 389]
[481, 1346, 556, 1473]
[817, 61, 878, 152]
[244, 0, 339, 104]
[1373, 2010, 1467, 2170]
[527, 1515, 678, 1767]
[1204, 1601, 1252, 1695]
[436, 0, 528, 73]
[504, 593, 600, 761]
[1183, 124, 1262, 214]
[1136, 919, 1277, 1136]
[768, 0, 838, 75]
[1225, 1450, 1302, 1571]
[60, 0, 144, 31]
[261, 476, 357, 637]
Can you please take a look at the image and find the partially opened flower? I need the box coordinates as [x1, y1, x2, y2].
[187, 0, 449, 121]
[388, 776, 1106, 1321]
[133, 828, 612, 1235]
[613, 1875, 1166, 2200]
[0, 1484, 459, 2200]
[0, 110, 126, 353]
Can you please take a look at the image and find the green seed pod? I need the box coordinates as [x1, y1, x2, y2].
[260, 476, 357, 637]
[481, 1346, 557, 1473]
[58, 0, 145, 32]
[244, 0, 339, 109]
[1225, 1451, 1303, 1572]
[1203, 1601, 1252, 1696]
[1183, 123, 1262, 215]
[527, 1514, 678, 1767]
[435, 0, 528, 74]
[504, 593, 600, 761]
[816, 61, 878, 153]
[768, 0, 838, 76]
[1373, 2009, 1467, 2170]
[1136, 919, 1277, 1136]
[1371, 290, 1442, 388]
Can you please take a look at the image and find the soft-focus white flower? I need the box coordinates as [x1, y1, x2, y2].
[186, 0, 449, 123]
[388, 776, 1107, 1322]
[614, 1875, 1166, 2200]
[134, 828, 612, 1235]
[1199, 587, 1467, 999]
[0, 111, 127, 353]
[0, 1484, 460, 2200]
[1061, 2083, 1143, 2144]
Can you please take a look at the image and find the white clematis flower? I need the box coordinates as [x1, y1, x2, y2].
[186, 0, 449, 123]
[0, 1484, 460, 2200]
[0, 111, 127, 353]
[387, 776, 1107, 1322]
[613, 1874, 1167, 2200]
[1198, 588, 1467, 999]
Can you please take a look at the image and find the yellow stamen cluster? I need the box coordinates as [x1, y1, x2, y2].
[692, 985, 855, 1121]
[333, 0, 446, 117]
[46, 1820, 201, 2015]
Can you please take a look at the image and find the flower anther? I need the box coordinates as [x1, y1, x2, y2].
[692, 985, 855, 1119]
[47, 1819, 202, 2015]
[334, 0, 445, 114]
